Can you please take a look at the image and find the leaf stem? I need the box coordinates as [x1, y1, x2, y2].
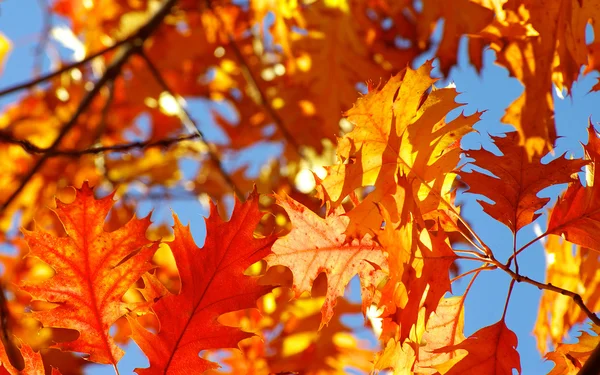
[501, 279, 516, 321]
[450, 265, 496, 283]
[506, 231, 549, 268]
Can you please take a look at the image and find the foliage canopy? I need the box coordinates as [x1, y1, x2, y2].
[1, 0, 600, 374]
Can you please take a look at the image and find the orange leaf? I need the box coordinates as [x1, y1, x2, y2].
[266, 193, 387, 327]
[546, 325, 600, 375]
[129, 189, 276, 374]
[461, 132, 586, 233]
[20, 183, 157, 365]
[434, 320, 521, 375]
[0, 340, 48, 375]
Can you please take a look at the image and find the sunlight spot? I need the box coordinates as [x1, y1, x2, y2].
[70, 68, 82, 81]
[313, 165, 327, 179]
[273, 63, 286, 76]
[339, 118, 353, 133]
[263, 293, 276, 314]
[295, 169, 316, 193]
[213, 46, 225, 58]
[51, 25, 86, 61]
[366, 304, 384, 338]
[296, 53, 312, 72]
[56, 87, 70, 101]
[158, 92, 181, 116]
[261, 68, 276, 81]
[83, 0, 94, 9]
[546, 252, 556, 266]
[144, 97, 157, 108]
[298, 100, 315, 116]
[271, 97, 285, 110]
[275, 213, 287, 227]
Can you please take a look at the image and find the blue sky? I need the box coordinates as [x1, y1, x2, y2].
[2, 2, 600, 374]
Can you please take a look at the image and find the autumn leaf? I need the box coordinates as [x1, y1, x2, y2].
[0, 32, 11, 75]
[546, 325, 600, 375]
[266, 193, 387, 327]
[460, 132, 586, 233]
[129, 189, 276, 374]
[375, 206, 457, 344]
[318, 61, 478, 239]
[434, 320, 521, 375]
[0, 340, 50, 375]
[535, 235, 600, 353]
[20, 182, 157, 365]
[417, 0, 494, 75]
[548, 125, 600, 251]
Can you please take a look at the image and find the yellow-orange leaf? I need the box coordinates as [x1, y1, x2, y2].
[319, 61, 478, 238]
[21, 183, 157, 365]
[546, 325, 600, 375]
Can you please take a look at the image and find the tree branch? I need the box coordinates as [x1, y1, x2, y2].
[0, 38, 130, 98]
[137, 51, 244, 199]
[493, 260, 600, 326]
[0, 0, 179, 215]
[0, 131, 199, 156]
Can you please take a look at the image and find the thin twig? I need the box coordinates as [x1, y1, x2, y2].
[450, 265, 495, 284]
[494, 260, 600, 325]
[0, 38, 130, 98]
[0, 0, 179, 216]
[0, 131, 199, 156]
[137, 51, 244, 199]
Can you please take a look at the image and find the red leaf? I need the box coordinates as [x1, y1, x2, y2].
[129, 189, 276, 374]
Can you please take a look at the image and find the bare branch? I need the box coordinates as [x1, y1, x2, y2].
[0, 0, 179, 215]
[137, 51, 244, 199]
[0, 131, 199, 156]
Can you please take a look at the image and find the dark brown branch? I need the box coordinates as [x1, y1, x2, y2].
[0, 0, 179, 215]
[494, 260, 600, 326]
[0, 131, 199, 156]
[137, 51, 244, 200]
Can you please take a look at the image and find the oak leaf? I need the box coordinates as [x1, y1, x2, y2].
[266, 193, 387, 327]
[461, 132, 586, 233]
[319, 61, 478, 238]
[129, 189, 276, 374]
[20, 183, 157, 365]
[434, 320, 521, 375]
[548, 125, 600, 251]
[546, 325, 600, 375]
